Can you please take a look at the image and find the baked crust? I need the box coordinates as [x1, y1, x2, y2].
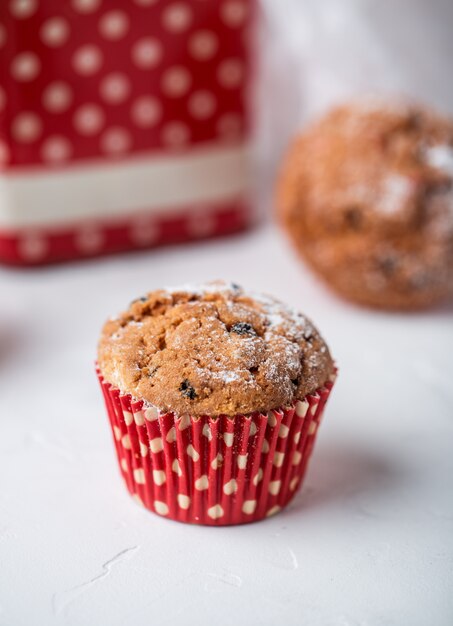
[98, 281, 334, 417]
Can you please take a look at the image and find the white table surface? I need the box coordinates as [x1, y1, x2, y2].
[1, 223, 452, 626]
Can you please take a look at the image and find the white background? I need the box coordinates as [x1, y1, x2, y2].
[1, 1, 453, 625]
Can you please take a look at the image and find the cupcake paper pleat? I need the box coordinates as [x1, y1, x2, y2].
[98, 370, 335, 525]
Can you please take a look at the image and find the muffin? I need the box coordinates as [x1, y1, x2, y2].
[277, 99, 453, 310]
[97, 281, 336, 525]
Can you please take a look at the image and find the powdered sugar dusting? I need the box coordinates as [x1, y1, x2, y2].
[377, 174, 414, 215]
[99, 281, 333, 416]
[424, 144, 453, 175]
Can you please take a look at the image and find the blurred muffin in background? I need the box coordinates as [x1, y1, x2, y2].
[277, 99, 453, 310]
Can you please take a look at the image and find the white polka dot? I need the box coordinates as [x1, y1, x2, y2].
[129, 218, 160, 246]
[100, 127, 131, 155]
[268, 480, 281, 496]
[207, 504, 224, 520]
[266, 505, 281, 518]
[211, 453, 223, 470]
[273, 451, 285, 468]
[290, 476, 299, 492]
[294, 431, 301, 444]
[42, 82, 73, 113]
[132, 493, 143, 506]
[41, 136, 72, 163]
[153, 469, 166, 486]
[267, 412, 277, 427]
[18, 234, 48, 261]
[113, 426, 121, 441]
[187, 211, 216, 238]
[186, 444, 200, 462]
[237, 454, 248, 470]
[131, 37, 162, 69]
[120, 458, 128, 472]
[295, 400, 309, 418]
[75, 228, 104, 254]
[149, 437, 163, 453]
[12, 112, 42, 143]
[162, 3, 192, 33]
[0, 24, 6, 49]
[311, 401, 319, 416]
[121, 434, 131, 449]
[217, 113, 242, 140]
[279, 424, 290, 438]
[161, 122, 190, 148]
[154, 500, 169, 516]
[144, 407, 158, 421]
[202, 424, 212, 441]
[99, 10, 129, 40]
[223, 432, 234, 447]
[172, 459, 183, 476]
[139, 441, 148, 457]
[242, 500, 257, 515]
[73, 104, 104, 135]
[131, 96, 161, 128]
[189, 30, 218, 60]
[308, 421, 318, 435]
[252, 468, 263, 485]
[133, 468, 146, 484]
[177, 494, 190, 509]
[221, 1, 248, 27]
[40, 17, 70, 47]
[218, 59, 244, 88]
[292, 451, 302, 465]
[261, 439, 270, 454]
[100, 73, 130, 104]
[133, 411, 145, 426]
[9, 0, 37, 19]
[123, 411, 133, 426]
[72, 45, 103, 76]
[166, 426, 176, 443]
[188, 90, 216, 120]
[249, 422, 257, 437]
[178, 414, 191, 430]
[71, 0, 101, 13]
[161, 66, 191, 97]
[195, 475, 209, 490]
[223, 479, 238, 495]
[11, 52, 40, 82]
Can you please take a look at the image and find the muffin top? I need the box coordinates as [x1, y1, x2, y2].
[98, 282, 334, 417]
[277, 98, 453, 309]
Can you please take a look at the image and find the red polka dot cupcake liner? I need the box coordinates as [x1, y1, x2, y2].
[0, 0, 255, 265]
[97, 369, 336, 525]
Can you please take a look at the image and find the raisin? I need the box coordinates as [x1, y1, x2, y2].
[131, 296, 147, 304]
[378, 256, 398, 277]
[230, 322, 256, 336]
[344, 207, 363, 231]
[303, 327, 313, 341]
[179, 379, 197, 400]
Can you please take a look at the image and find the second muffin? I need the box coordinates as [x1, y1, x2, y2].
[277, 99, 453, 310]
[97, 281, 335, 525]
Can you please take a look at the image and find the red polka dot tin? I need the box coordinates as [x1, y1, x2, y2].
[0, 0, 254, 265]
